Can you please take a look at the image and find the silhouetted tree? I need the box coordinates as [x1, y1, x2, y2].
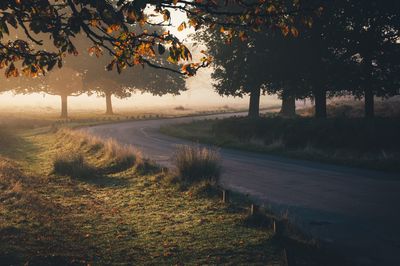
[83, 66, 187, 115]
[335, 0, 400, 118]
[206, 35, 266, 118]
[198, 23, 311, 118]
[15, 68, 85, 118]
[84, 77, 128, 115]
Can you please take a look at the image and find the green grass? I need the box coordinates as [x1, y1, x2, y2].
[0, 126, 339, 265]
[172, 145, 221, 184]
[0, 105, 250, 130]
[160, 117, 400, 173]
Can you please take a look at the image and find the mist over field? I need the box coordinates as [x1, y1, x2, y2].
[0, 69, 281, 112]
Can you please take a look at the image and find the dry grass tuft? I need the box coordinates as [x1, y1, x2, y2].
[0, 157, 25, 197]
[53, 153, 93, 178]
[103, 139, 138, 170]
[173, 145, 221, 184]
[0, 157, 23, 180]
[55, 128, 142, 174]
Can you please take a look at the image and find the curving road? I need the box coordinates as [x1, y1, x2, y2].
[85, 113, 400, 265]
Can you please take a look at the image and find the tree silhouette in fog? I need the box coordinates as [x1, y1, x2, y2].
[336, 0, 400, 118]
[76, 25, 187, 115]
[198, 0, 400, 118]
[21, 68, 85, 118]
[83, 67, 186, 115]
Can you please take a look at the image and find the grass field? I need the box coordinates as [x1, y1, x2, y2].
[0, 125, 339, 265]
[160, 116, 400, 173]
[0, 105, 249, 129]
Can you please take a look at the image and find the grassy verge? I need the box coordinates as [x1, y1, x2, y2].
[0, 127, 339, 265]
[160, 117, 400, 173]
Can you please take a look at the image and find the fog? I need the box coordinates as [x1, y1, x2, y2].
[0, 8, 282, 113]
[0, 68, 280, 112]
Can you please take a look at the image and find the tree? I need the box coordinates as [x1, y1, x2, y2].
[0, 71, 46, 103]
[279, 91, 296, 118]
[85, 77, 129, 115]
[77, 24, 187, 115]
[37, 67, 87, 119]
[197, 21, 312, 118]
[336, 0, 400, 118]
[195, 0, 399, 120]
[0, 0, 319, 81]
[83, 66, 186, 115]
[207, 35, 265, 118]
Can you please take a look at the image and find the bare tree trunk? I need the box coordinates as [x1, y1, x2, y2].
[364, 87, 374, 118]
[248, 89, 260, 118]
[105, 92, 113, 115]
[60, 95, 68, 119]
[363, 56, 375, 118]
[280, 94, 296, 117]
[364, 81, 375, 118]
[314, 89, 327, 118]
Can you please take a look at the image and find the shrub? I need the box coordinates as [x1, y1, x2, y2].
[188, 180, 220, 198]
[103, 139, 138, 171]
[173, 145, 221, 184]
[56, 128, 140, 173]
[136, 159, 159, 175]
[174, 105, 185, 111]
[53, 153, 93, 178]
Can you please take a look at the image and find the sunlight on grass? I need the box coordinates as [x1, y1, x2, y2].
[0, 127, 335, 265]
[173, 145, 221, 184]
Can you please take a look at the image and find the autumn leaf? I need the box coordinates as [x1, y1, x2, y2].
[239, 31, 248, 41]
[167, 56, 177, 64]
[178, 22, 187, 32]
[127, 9, 137, 23]
[89, 19, 98, 27]
[88, 46, 103, 58]
[188, 18, 198, 28]
[162, 10, 170, 21]
[266, 5, 276, 13]
[291, 26, 299, 37]
[281, 25, 289, 36]
[107, 24, 120, 34]
[5, 63, 18, 78]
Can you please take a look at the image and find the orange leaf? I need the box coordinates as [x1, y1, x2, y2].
[291, 26, 299, 37]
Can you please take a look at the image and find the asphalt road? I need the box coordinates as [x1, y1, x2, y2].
[85, 113, 400, 265]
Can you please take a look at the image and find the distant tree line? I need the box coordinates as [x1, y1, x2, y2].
[1, 26, 186, 118]
[198, 0, 400, 118]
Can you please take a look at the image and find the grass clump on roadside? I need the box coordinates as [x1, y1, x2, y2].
[55, 128, 141, 175]
[103, 139, 138, 172]
[172, 145, 221, 184]
[53, 153, 94, 178]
